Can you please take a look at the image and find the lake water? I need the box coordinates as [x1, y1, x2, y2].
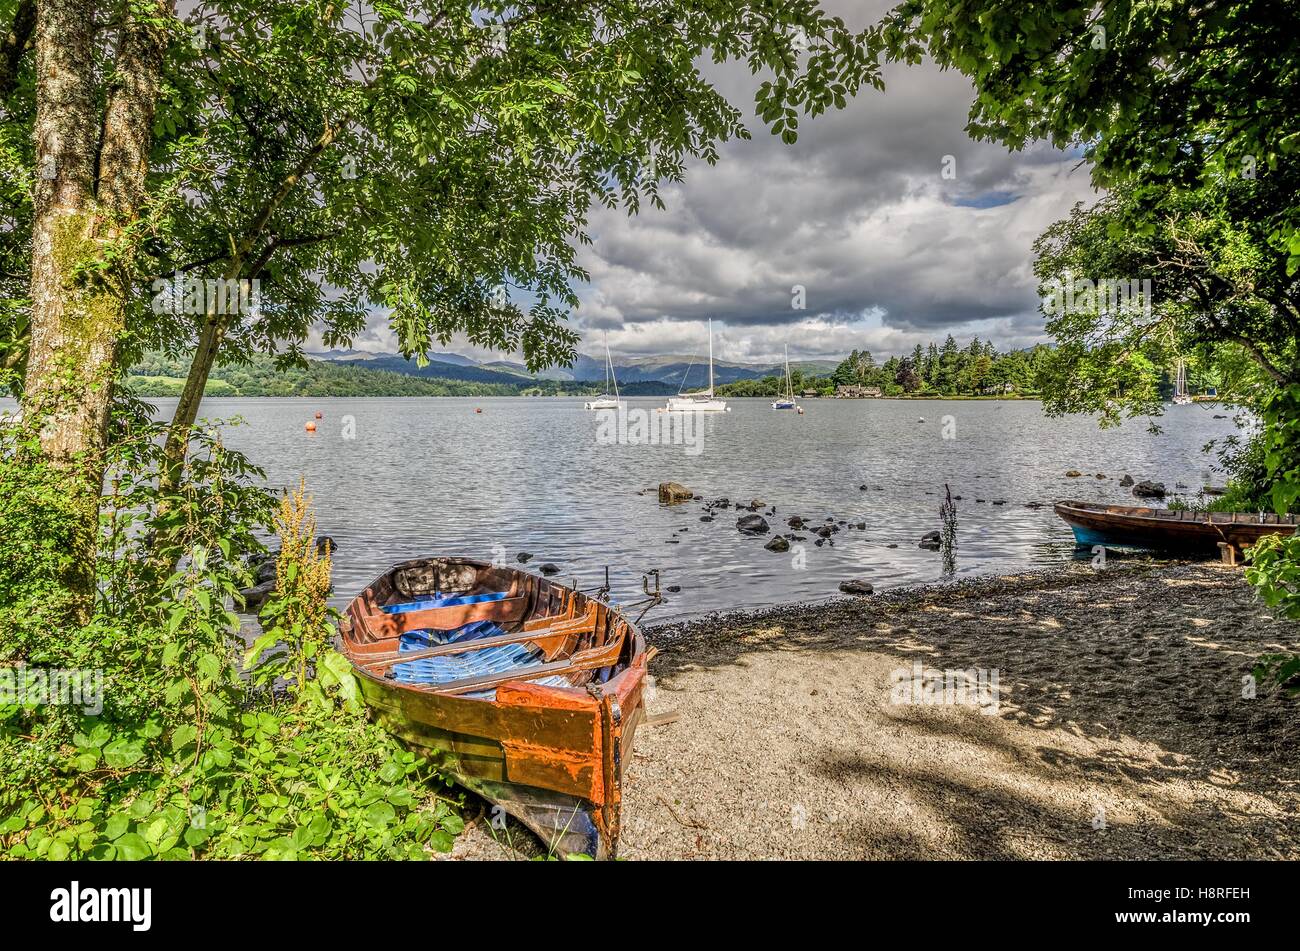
[3, 395, 1241, 620]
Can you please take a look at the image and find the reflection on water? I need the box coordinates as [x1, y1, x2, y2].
[1, 395, 1239, 620]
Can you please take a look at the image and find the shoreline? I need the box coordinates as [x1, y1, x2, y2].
[451, 561, 1300, 860]
[12, 393, 1054, 401]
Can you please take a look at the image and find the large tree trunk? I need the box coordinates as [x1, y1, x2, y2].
[21, 0, 169, 621]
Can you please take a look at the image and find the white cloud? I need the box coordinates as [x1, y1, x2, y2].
[333, 13, 1104, 367]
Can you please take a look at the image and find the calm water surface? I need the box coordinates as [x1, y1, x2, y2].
[3, 395, 1241, 620]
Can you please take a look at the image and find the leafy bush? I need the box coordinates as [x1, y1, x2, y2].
[1241, 384, 1300, 691]
[1246, 532, 1300, 694]
[0, 413, 463, 859]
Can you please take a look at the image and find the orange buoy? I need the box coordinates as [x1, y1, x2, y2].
[305, 421, 317, 432]
[314, 411, 323, 419]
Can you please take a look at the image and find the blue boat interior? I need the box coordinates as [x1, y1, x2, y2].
[386, 591, 571, 700]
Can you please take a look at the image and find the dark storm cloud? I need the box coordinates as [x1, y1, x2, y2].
[335, 2, 1101, 363]
[574, 32, 1101, 361]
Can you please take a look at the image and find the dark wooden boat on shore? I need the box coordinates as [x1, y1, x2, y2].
[1054, 500, 1298, 553]
[340, 557, 649, 858]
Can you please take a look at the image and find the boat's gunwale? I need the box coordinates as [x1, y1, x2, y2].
[1055, 499, 1298, 528]
[1054, 499, 1297, 550]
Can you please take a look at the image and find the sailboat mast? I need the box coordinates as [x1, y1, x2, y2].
[708, 319, 714, 395]
[610, 339, 619, 401]
[603, 331, 611, 392]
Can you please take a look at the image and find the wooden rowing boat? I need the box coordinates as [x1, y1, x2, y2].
[1054, 500, 1298, 553]
[340, 557, 649, 858]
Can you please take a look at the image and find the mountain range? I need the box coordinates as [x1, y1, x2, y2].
[307, 349, 839, 390]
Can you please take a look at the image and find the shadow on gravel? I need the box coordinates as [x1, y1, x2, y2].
[647, 564, 1300, 794]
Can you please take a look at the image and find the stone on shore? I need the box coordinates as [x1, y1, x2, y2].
[838, 579, 874, 596]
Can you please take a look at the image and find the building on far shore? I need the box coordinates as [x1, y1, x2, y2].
[979, 382, 1015, 395]
[801, 389, 820, 398]
[834, 384, 882, 398]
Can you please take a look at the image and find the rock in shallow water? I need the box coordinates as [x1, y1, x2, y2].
[736, 514, 770, 535]
[839, 579, 874, 596]
[239, 579, 276, 612]
[538, 563, 561, 576]
[764, 536, 790, 553]
[918, 530, 942, 550]
[658, 482, 693, 504]
[1132, 480, 1167, 498]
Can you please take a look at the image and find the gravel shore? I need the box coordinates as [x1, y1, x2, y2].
[450, 562, 1300, 860]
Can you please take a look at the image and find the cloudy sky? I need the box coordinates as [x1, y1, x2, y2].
[338, 2, 1102, 366]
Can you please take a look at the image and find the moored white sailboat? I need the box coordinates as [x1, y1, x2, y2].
[772, 345, 797, 410]
[663, 319, 729, 412]
[584, 332, 624, 410]
[1172, 357, 1193, 405]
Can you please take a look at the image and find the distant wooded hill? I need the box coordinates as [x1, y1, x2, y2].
[124, 353, 600, 397]
[123, 349, 839, 397]
[309, 348, 839, 386]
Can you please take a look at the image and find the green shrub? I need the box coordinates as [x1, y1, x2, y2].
[0, 411, 463, 859]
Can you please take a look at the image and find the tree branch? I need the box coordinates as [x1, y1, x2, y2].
[1204, 311, 1291, 384]
[233, 120, 346, 261]
[0, 0, 35, 103]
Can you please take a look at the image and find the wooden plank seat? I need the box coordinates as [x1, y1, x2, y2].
[412, 629, 627, 697]
[360, 593, 528, 639]
[359, 604, 600, 671]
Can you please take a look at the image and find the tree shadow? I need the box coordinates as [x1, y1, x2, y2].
[646, 564, 1300, 820]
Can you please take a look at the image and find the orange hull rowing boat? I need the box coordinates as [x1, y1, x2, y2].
[341, 557, 648, 858]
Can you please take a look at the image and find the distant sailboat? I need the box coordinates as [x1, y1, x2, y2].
[663, 319, 729, 413]
[772, 346, 797, 410]
[1173, 357, 1193, 405]
[583, 332, 624, 411]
